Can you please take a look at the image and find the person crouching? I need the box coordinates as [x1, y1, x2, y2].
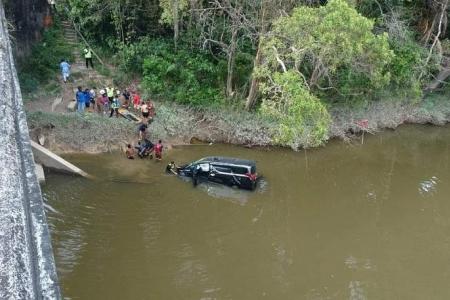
[126, 144, 135, 159]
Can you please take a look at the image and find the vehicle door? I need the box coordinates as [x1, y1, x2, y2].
[230, 166, 250, 187]
[209, 164, 230, 184]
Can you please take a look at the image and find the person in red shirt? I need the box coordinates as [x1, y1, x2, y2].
[132, 91, 141, 111]
[155, 140, 163, 161]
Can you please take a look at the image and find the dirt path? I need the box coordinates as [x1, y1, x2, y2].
[25, 20, 112, 114]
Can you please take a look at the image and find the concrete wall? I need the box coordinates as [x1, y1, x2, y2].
[31, 140, 89, 177]
[0, 2, 61, 299]
[4, 0, 52, 59]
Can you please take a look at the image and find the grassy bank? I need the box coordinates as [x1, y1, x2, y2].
[26, 95, 450, 154]
[26, 103, 275, 153]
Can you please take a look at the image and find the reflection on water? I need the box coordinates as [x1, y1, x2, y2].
[419, 176, 439, 196]
[43, 125, 450, 299]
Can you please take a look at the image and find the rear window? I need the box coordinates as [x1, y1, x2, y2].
[251, 166, 256, 174]
[231, 166, 249, 175]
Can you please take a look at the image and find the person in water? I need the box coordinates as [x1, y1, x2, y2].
[155, 140, 163, 161]
[136, 139, 154, 158]
[125, 144, 135, 159]
[138, 122, 148, 141]
[166, 161, 178, 175]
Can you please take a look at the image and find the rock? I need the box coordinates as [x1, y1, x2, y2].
[34, 163, 45, 183]
[67, 100, 76, 112]
[38, 134, 45, 146]
[51, 96, 62, 112]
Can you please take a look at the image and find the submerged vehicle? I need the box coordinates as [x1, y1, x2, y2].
[177, 156, 258, 190]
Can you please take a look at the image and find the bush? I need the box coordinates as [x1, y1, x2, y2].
[260, 71, 331, 149]
[387, 37, 425, 99]
[134, 39, 225, 106]
[18, 24, 73, 94]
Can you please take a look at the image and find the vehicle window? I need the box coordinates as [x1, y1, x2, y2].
[231, 166, 248, 174]
[212, 165, 231, 173]
[197, 163, 210, 172]
[251, 166, 256, 174]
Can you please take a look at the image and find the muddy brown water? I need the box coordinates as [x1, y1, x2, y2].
[43, 125, 450, 299]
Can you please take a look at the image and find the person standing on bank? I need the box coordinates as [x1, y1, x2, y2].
[75, 86, 85, 113]
[110, 92, 121, 118]
[84, 48, 94, 68]
[59, 59, 71, 83]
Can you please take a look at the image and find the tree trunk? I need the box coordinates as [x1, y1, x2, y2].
[245, 1, 267, 110]
[245, 43, 262, 110]
[173, 0, 179, 49]
[226, 28, 237, 98]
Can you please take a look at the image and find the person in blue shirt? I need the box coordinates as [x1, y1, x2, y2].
[75, 86, 85, 113]
[59, 59, 71, 83]
[83, 88, 91, 109]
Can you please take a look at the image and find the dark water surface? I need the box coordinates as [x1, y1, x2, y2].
[43, 125, 450, 299]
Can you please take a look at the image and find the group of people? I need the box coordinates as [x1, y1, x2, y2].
[61, 48, 168, 164]
[126, 140, 179, 178]
[74, 86, 155, 120]
[125, 139, 164, 160]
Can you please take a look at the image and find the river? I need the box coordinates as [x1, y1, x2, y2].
[43, 125, 450, 299]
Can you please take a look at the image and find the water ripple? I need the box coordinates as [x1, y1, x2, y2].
[419, 176, 439, 197]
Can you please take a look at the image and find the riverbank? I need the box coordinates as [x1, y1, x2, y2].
[26, 94, 450, 154]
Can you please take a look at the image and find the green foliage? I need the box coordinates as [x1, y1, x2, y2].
[262, 0, 393, 99]
[387, 37, 424, 99]
[137, 39, 224, 106]
[18, 25, 72, 94]
[116, 37, 166, 74]
[159, 0, 189, 24]
[260, 71, 331, 149]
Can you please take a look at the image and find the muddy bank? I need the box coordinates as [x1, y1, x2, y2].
[26, 97, 450, 154]
[26, 103, 274, 154]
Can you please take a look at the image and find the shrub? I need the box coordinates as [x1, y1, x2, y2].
[260, 71, 331, 149]
[18, 24, 73, 94]
[137, 39, 224, 106]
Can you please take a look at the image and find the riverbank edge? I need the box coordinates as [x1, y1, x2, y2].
[26, 97, 450, 155]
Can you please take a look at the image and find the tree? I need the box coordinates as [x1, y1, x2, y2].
[259, 0, 393, 99]
[260, 70, 331, 149]
[196, 0, 258, 98]
[159, 0, 189, 48]
[63, 0, 161, 46]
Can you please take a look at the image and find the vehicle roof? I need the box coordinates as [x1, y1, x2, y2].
[197, 156, 256, 167]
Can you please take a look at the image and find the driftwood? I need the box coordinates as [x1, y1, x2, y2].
[426, 68, 450, 91]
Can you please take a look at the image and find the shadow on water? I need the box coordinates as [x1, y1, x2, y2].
[178, 177, 269, 205]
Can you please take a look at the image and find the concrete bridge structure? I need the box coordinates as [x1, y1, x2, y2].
[0, 1, 61, 299]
